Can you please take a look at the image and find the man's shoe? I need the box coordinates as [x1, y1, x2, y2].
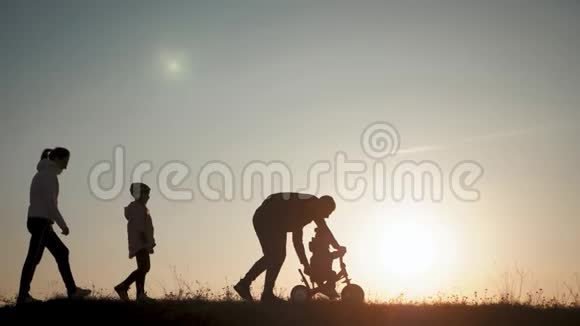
[261, 293, 286, 304]
[234, 280, 254, 302]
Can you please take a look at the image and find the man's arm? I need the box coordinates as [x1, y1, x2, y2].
[314, 218, 341, 249]
[292, 229, 309, 267]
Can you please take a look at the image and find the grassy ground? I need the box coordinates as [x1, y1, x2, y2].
[2, 299, 580, 326]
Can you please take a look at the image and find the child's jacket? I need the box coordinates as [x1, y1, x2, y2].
[125, 201, 156, 258]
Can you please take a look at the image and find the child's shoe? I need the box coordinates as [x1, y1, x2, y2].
[137, 292, 155, 302]
[234, 280, 254, 302]
[114, 284, 130, 301]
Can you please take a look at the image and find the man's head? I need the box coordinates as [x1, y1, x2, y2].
[313, 195, 336, 219]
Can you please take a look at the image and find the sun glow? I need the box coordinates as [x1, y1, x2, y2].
[166, 59, 181, 73]
[158, 50, 190, 79]
[364, 205, 460, 297]
[381, 218, 437, 277]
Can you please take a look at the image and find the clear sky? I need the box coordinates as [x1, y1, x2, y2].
[1, 0, 579, 301]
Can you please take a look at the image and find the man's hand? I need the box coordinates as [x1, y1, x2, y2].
[61, 226, 70, 236]
[303, 263, 312, 276]
[293, 229, 309, 269]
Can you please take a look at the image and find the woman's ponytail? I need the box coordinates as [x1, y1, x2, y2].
[41, 148, 52, 160]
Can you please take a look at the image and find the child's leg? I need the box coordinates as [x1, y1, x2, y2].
[118, 267, 139, 290]
[117, 250, 149, 291]
[322, 280, 339, 299]
[135, 250, 151, 296]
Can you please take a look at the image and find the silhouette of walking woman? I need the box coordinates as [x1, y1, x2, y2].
[234, 193, 345, 303]
[17, 148, 91, 304]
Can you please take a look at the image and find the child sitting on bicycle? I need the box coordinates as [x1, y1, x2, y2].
[308, 227, 346, 299]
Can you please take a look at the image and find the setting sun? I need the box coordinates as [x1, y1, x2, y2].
[362, 206, 461, 297]
[167, 60, 181, 73]
[381, 219, 437, 277]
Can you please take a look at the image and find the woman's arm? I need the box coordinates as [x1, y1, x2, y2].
[46, 174, 68, 232]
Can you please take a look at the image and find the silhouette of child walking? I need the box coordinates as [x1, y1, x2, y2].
[114, 183, 156, 301]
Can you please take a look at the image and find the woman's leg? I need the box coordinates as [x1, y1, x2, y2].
[18, 218, 50, 300]
[44, 227, 77, 295]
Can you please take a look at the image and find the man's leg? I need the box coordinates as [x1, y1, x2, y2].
[261, 231, 286, 300]
[240, 217, 270, 284]
[44, 228, 77, 296]
[241, 257, 268, 284]
[235, 216, 277, 301]
[235, 255, 267, 302]
[18, 219, 49, 300]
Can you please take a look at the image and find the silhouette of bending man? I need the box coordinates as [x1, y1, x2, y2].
[235, 193, 344, 302]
